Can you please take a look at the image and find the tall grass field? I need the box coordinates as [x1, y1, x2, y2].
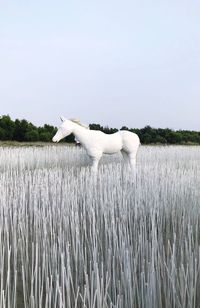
[0, 145, 200, 308]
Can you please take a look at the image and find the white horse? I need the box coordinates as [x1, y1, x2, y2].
[52, 117, 140, 172]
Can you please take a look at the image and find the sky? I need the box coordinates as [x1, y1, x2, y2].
[0, 0, 200, 130]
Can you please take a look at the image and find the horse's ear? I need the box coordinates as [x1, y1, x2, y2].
[60, 116, 66, 122]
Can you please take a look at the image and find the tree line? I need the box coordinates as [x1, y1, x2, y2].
[0, 115, 200, 145]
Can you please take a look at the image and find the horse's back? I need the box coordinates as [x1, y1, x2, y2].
[119, 130, 140, 154]
[102, 132, 123, 154]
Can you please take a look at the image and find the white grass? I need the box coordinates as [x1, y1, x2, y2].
[0, 145, 200, 308]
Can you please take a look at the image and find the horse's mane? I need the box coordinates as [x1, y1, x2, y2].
[69, 118, 89, 129]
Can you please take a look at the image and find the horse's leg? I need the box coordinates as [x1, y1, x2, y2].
[128, 153, 137, 169]
[121, 150, 129, 165]
[91, 156, 100, 173]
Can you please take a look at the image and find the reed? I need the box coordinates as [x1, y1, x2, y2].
[0, 145, 199, 307]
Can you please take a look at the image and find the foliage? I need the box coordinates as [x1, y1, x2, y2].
[25, 129, 39, 142]
[0, 115, 200, 144]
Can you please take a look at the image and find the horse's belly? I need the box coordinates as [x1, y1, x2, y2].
[103, 140, 122, 154]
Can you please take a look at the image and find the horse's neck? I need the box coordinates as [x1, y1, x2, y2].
[73, 125, 89, 145]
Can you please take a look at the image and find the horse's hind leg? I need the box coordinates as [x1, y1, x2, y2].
[128, 153, 137, 169]
[122, 149, 137, 169]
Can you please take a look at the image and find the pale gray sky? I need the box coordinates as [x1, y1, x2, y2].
[0, 0, 200, 130]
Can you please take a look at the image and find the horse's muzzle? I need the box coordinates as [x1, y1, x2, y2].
[52, 137, 58, 142]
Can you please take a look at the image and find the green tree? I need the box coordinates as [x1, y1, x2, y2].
[155, 135, 167, 144]
[0, 115, 15, 140]
[104, 126, 118, 134]
[39, 132, 52, 142]
[89, 124, 104, 131]
[13, 119, 30, 141]
[141, 133, 153, 144]
[0, 127, 6, 140]
[120, 126, 129, 131]
[1, 114, 200, 145]
[25, 130, 39, 141]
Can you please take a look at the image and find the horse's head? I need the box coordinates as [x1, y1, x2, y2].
[52, 117, 74, 142]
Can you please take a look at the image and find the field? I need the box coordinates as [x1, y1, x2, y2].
[0, 145, 200, 308]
